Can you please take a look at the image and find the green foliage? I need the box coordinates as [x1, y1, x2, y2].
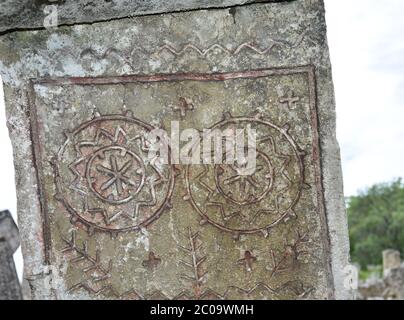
[359, 265, 382, 281]
[348, 178, 404, 268]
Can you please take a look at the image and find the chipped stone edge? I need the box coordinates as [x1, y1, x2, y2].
[318, 1, 352, 300]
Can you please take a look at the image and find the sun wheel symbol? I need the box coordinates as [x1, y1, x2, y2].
[183, 114, 305, 239]
[55, 114, 174, 235]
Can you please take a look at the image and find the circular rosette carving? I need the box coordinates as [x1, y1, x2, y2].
[55, 114, 174, 234]
[184, 115, 305, 238]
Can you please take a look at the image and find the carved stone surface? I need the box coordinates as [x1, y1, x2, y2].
[0, 0, 351, 299]
[383, 250, 401, 276]
[0, 210, 22, 300]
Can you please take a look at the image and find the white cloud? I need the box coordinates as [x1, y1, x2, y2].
[325, 0, 404, 195]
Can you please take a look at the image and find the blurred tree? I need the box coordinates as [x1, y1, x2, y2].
[348, 178, 404, 268]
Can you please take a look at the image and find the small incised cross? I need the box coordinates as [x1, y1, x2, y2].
[172, 97, 194, 119]
[279, 90, 300, 109]
[237, 250, 257, 272]
[142, 251, 161, 270]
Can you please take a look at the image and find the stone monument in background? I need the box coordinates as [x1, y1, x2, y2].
[383, 249, 401, 277]
[0, 210, 22, 300]
[0, 0, 351, 299]
[358, 250, 404, 300]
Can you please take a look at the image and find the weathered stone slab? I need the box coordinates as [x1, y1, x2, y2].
[0, 210, 22, 300]
[0, 0, 351, 299]
[0, 0, 286, 33]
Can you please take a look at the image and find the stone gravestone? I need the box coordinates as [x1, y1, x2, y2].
[358, 250, 404, 300]
[383, 249, 401, 277]
[0, 0, 350, 299]
[0, 210, 22, 300]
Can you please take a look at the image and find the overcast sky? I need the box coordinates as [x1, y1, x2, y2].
[325, 0, 404, 196]
[1, 0, 404, 279]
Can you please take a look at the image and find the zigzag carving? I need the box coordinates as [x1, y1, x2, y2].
[80, 47, 134, 70]
[78, 31, 308, 65]
[69, 280, 312, 300]
[69, 282, 170, 300]
[172, 281, 313, 300]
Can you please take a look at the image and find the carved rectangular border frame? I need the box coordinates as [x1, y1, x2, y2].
[27, 65, 333, 296]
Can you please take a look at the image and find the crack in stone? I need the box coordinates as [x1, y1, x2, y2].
[0, 0, 296, 36]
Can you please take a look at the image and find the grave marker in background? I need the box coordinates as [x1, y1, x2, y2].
[0, 210, 22, 300]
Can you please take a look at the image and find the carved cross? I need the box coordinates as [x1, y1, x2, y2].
[237, 250, 257, 272]
[142, 251, 161, 270]
[279, 90, 300, 109]
[172, 97, 194, 119]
